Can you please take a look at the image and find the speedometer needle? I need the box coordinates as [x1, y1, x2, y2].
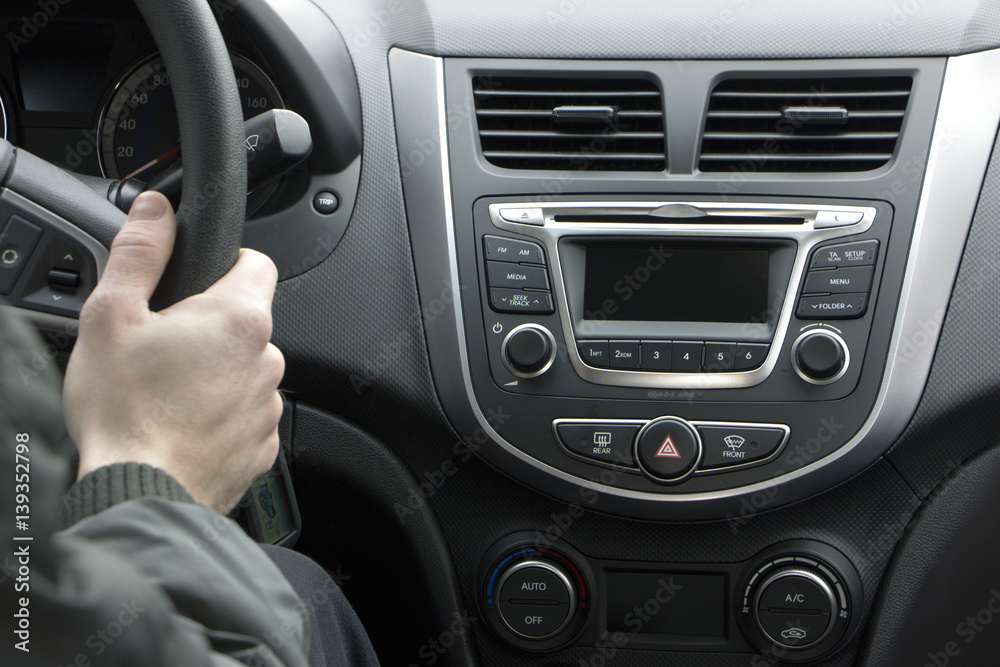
[123, 143, 181, 180]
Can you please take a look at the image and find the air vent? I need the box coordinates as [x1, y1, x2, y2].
[473, 75, 665, 171]
[699, 76, 913, 173]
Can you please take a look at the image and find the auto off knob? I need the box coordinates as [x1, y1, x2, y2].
[494, 559, 577, 640]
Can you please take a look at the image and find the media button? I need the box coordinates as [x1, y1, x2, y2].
[609, 341, 641, 370]
[486, 261, 550, 290]
[640, 341, 672, 370]
[671, 342, 703, 371]
[577, 341, 610, 368]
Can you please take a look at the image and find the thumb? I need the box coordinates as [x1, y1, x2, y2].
[96, 192, 177, 319]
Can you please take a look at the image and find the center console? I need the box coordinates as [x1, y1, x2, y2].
[390, 43, 1000, 664]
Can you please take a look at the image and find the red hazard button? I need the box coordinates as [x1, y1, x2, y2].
[635, 417, 702, 484]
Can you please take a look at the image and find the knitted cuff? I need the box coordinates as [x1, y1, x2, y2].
[63, 462, 195, 527]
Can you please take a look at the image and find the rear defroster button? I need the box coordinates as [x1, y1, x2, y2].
[634, 417, 702, 484]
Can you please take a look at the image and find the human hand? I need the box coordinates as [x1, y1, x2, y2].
[63, 191, 285, 513]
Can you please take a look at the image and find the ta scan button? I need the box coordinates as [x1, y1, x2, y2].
[634, 417, 702, 484]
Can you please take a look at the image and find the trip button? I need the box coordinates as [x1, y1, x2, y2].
[796, 294, 867, 319]
[697, 425, 786, 469]
[490, 288, 554, 314]
[609, 340, 640, 370]
[577, 341, 610, 368]
[809, 240, 879, 269]
[803, 266, 874, 295]
[0, 216, 43, 295]
[555, 422, 640, 467]
[486, 261, 550, 290]
[484, 235, 546, 265]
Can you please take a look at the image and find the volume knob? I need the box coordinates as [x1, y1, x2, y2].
[501, 324, 557, 378]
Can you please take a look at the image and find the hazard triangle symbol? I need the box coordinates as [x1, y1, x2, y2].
[655, 435, 681, 458]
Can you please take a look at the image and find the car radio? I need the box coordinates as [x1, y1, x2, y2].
[480, 199, 885, 394]
[442, 193, 898, 502]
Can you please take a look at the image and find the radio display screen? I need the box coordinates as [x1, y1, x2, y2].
[583, 245, 769, 323]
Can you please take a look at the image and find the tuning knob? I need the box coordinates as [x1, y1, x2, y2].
[791, 330, 849, 385]
[501, 324, 557, 378]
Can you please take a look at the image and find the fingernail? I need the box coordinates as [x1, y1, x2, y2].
[129, 192, 168, 221]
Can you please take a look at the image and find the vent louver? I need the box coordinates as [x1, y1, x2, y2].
[699, 76, 913, 173]
[473, 75, 666, 172]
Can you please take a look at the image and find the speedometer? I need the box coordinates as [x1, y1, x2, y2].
[99, 53, 283, 184]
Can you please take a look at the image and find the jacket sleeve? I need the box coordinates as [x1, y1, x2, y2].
[0, 306, 310, 667]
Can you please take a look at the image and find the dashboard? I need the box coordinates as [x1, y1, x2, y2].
[5, 1, 1000, 666]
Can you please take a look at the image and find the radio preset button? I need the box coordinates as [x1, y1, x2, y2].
[634, 417, 702, 484]
[484, 235, 546, 265]
[704, 343, 736, 372]
[803, 266, 874, 295]
[735, 344, 769, 370]
[671, 342, 703, 371]
[577, 341, 610, 367]
[486, 261, 550, 290]
[809, 240, 879, 269]
[555, 422, 640, 467]
[490, 289, 554, 314]
[796, 294, 867, 320]
[697, 425, 786, 469]
[609, 341, 641, 370]
[640, 341, 672, 370]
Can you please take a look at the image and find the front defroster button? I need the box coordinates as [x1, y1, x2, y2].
[697, 425, 786, 469]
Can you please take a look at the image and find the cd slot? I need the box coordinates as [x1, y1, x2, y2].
[552, 214, 805, 225]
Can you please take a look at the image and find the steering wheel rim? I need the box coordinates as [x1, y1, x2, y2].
[131, 0, 248, 310]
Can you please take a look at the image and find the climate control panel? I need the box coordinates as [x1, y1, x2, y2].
[479, 534, 863, 663]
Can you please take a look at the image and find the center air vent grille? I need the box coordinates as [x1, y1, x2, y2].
[699, 76, 913, 173]
[473, 75, 665, 172]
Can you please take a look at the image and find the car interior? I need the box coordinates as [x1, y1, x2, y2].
[3, 0, 1000, 665]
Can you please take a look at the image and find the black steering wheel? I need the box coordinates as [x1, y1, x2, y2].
[0, 0, 246, 311]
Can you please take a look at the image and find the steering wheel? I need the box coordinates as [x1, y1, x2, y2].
[0, 0, 246, 311]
